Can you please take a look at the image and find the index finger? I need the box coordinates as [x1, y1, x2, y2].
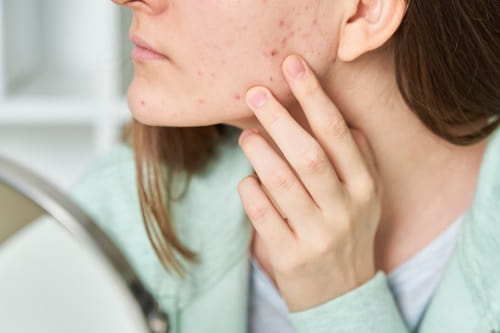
[282, 54, 372, 193]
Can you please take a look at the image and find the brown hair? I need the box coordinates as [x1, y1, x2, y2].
[120, 0, 500, 279]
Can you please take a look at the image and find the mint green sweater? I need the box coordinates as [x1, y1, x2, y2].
[69, 125, 500, 333]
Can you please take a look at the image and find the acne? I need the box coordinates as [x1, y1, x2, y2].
[196, 98, 205, 104]
[140, 100, 145, 106]
[234, 93, 242, 101]
[281, 36, 288, 47]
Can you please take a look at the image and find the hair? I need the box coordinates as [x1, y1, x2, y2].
[120, 0, 499, 280]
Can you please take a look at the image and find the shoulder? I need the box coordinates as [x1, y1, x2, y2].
[68, 142, 138, 229]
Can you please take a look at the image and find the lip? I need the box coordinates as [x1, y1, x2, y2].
[130, 34, 169, 62]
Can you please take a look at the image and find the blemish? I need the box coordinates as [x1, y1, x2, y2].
[280, 36, 288, 47]
[242, 25, 247, 30]
[234, 93, 241, 100]
[197, 70, 204, 77]
[209, 72, 217, 79]
[197, 98, 205, 104]
[270, 49, 278, 56]
[269, 76, 273, 82]
[313, 19, 318, 25]
[279, 19, 285, 27]
[140, 100, 145, 106]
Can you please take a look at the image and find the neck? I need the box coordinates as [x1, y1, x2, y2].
[322, 49, 489, 272]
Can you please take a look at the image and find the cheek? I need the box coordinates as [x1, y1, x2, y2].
[189, 3, 333, 108]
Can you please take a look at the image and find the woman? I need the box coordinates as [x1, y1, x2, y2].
[70, 0, 499, 332]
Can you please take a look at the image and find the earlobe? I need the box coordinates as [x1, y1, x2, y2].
[337, 0, 407, 62]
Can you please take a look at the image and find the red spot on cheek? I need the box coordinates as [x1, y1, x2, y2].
[141, 100, 145, 106]
[234, 93, 241, 100]
[279, 20, 285, 27]
[271, 49, 278, 56]
[197, 98, 205, 104]
[281, 36, 288, 47]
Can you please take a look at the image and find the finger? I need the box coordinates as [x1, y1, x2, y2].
[282, 54, 373, 196]
[237, 174, 296, 256]
[245, 86, 347, 215]
[351, 129, 383, 197]
[239, 130, 321, 236]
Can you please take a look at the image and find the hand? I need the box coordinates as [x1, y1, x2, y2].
[237, 54, 383, 313]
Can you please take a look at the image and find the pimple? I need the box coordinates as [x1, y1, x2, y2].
[280, 36, 288, 47]
[141, 100, 145, 106]
[269, 76, 273, 82]
[196, 98, 205, 104]
[242, 25, 247, 30]
[234, 93, 241, 100]
[210, 72, 217, 79]
[279, 20, 285, 27]
[197, 70, 204, 76]
[270, 49, 278, 56]
[313, 19, 318, 25]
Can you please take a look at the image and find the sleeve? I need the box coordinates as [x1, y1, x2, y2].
[287, 270, 411, 333]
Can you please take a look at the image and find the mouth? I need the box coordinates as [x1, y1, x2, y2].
[130, 34, 169, 62]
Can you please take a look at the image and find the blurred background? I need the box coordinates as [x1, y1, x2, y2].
[0, 3, 163, 331]
[0, 0, 134, 191]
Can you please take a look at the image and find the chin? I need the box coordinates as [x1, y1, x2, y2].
[126, 92, 249, 129]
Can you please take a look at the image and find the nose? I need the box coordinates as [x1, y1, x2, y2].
[111, 0, 167, 14]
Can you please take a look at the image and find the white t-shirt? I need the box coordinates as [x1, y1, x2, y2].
[248, 213, 465, 333]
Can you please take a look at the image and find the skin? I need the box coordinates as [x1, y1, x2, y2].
[113, 0, 489, 309]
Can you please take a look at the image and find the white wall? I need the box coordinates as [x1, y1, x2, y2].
[0, 1, 133, 191]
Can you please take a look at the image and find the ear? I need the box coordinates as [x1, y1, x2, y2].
[338, 0, 407, 62]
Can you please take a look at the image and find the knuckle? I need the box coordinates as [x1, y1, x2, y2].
[269, 170, 295, 192]
[301, 77, 321, 99]
[265, 112, 283, 131]
[353, 176, 377, 204]
[299, 145, 329, 174]
[311, 234, 335, 255]
[322, 116, 349, 139]
[247, 203, 271, 222]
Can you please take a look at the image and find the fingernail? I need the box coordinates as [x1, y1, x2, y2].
[285, 55, 306, 79]
[239, 129, 258, 145]
[247, 88, 268, 109]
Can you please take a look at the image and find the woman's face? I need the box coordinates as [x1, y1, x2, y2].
[116, 0, 343, 127]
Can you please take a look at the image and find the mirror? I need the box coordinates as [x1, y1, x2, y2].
[0, 155, 169, 333]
